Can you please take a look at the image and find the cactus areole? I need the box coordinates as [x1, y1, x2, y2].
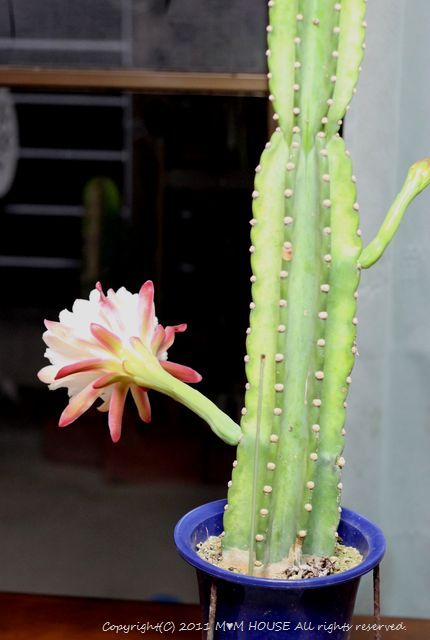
[221, 0, 430, 576]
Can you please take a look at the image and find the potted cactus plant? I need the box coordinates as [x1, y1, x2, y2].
[38, 1, 430, 638]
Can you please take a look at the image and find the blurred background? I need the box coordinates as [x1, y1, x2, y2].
[0, 0, 428, 619]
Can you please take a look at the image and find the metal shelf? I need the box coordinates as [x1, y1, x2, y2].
[19, 148, 127, 162]
[0, 256, 80, 269]
[4, 204, 83, 217]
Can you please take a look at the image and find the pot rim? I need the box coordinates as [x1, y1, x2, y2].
[174, 499, 386, 590]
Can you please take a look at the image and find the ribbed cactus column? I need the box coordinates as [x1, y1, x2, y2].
[223, 0, 366, 571]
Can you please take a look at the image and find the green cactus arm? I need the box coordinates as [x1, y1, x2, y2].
[267, 0, 299, 140]
[326, 0, 367, 138]
[222, 129, 290, 560]
[295, 1, 339, 149]
[303, 135, 361, 556]
[359, 159, 430, 269]
[268, 142, 324, 563]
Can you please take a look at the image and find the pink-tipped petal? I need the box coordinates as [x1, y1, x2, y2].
[55, 358, 109, 380]
[99, 285, 125, 332]
[108, 384, 128, 443]
[150, 324, 165, 354]
[59, 383, 101, 427]
[96, 281, 106, 301]
[130, 385, 152, 423]
[90, 323, 122, 355]
[93, 372, 123, 389]
[157, 323, 187, 355]
[160, 361, 202, 383]
[138, 281, 155, 342]
[129, 336, 150, 359]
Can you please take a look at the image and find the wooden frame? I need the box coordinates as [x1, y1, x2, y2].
[0, 66, 267, 95]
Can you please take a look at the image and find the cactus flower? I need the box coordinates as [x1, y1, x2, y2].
[38, 282, 241, 445]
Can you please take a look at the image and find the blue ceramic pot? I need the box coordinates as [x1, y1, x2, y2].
[174, 499, 385, 639]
